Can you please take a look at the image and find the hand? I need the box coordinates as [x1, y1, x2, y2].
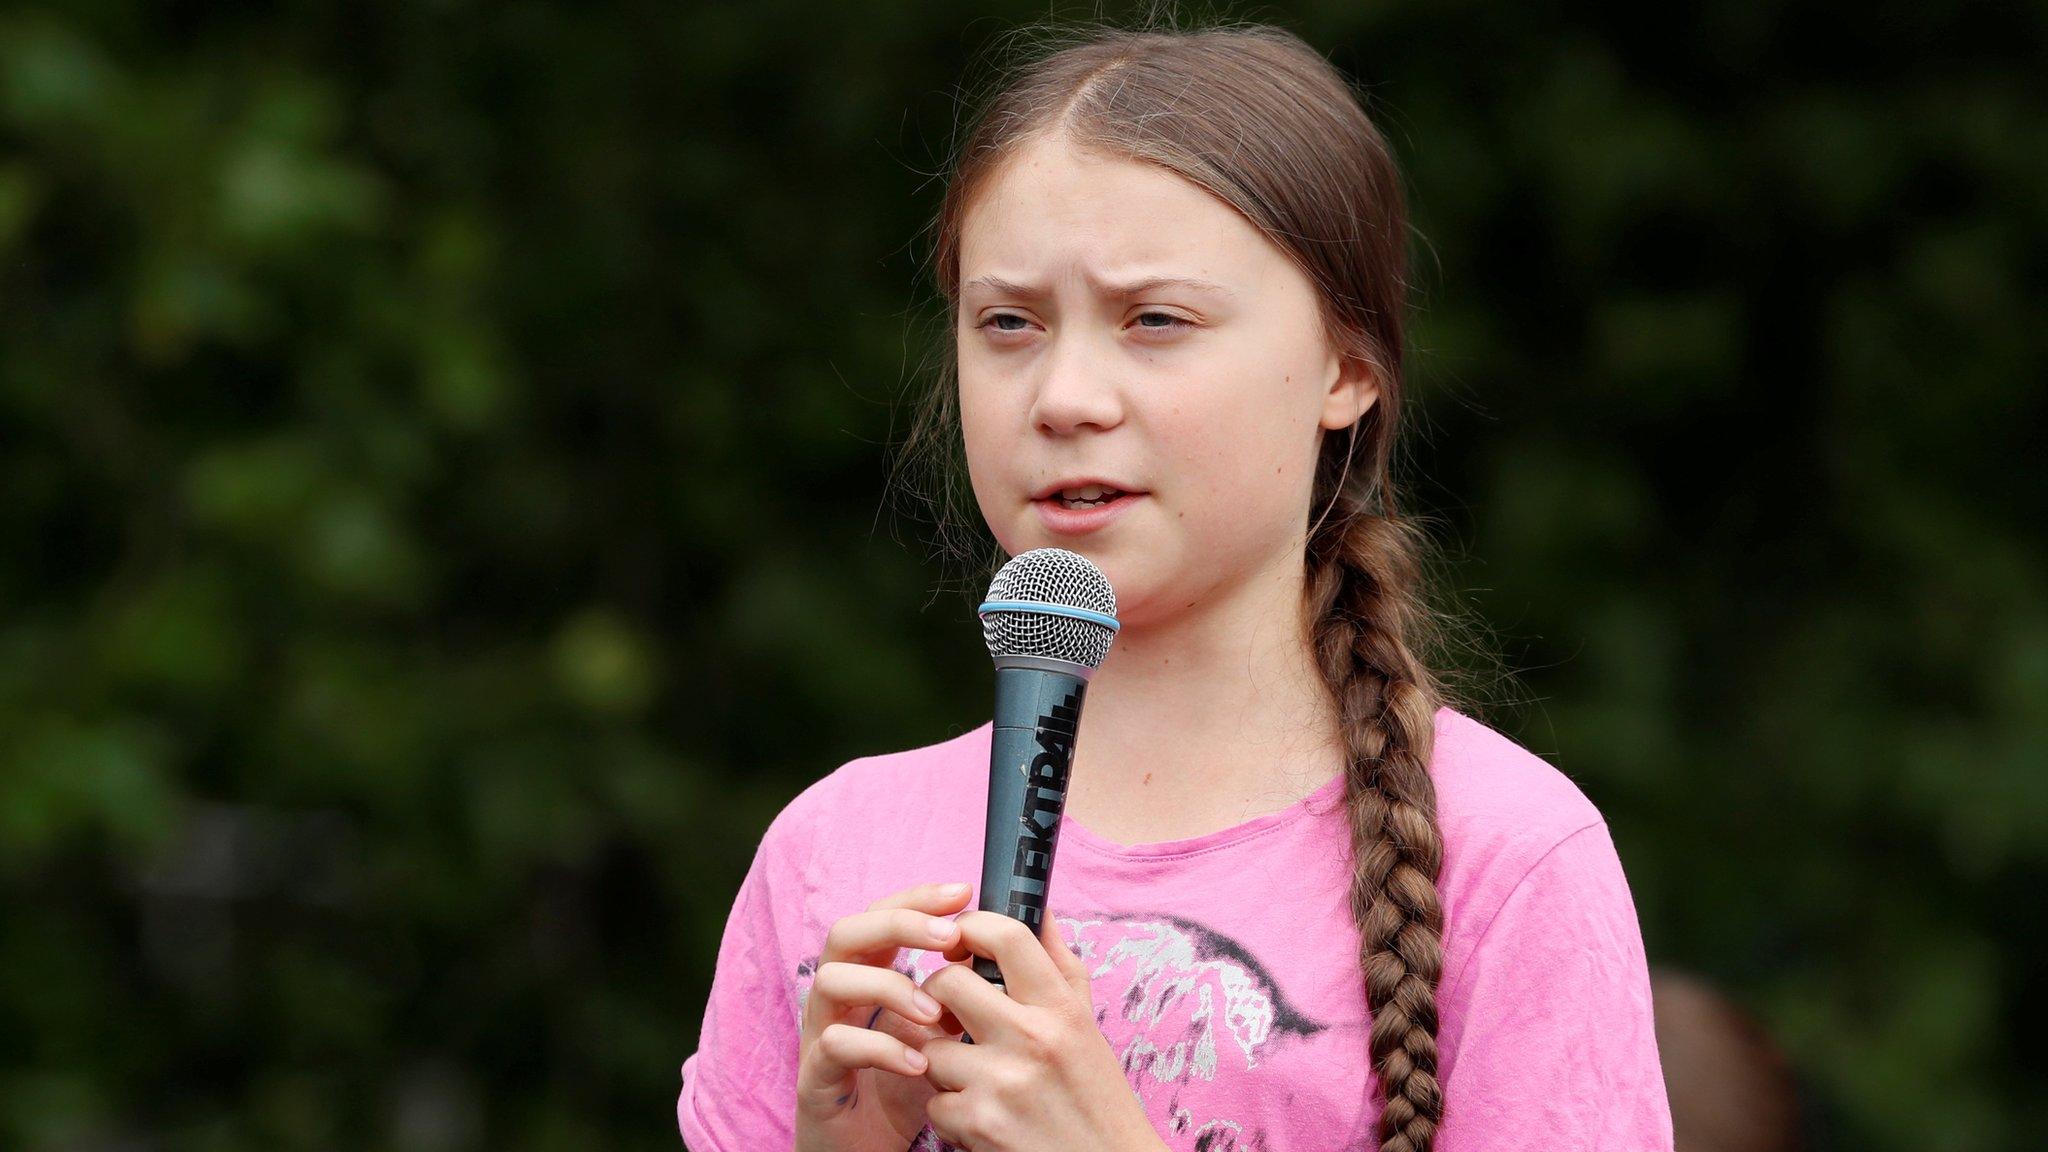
[916, 909, 1167, 1152]
[794, 882, 974, 1152]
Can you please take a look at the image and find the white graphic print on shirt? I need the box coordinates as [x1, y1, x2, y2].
[795, 910, 1329, 1152]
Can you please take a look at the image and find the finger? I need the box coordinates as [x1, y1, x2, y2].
[819, 905, 963, 968]
[947, 910, 1069, 1005]
[916, 1034, 987, 1095]
[867, 881, 975, 914]
[865, 998, 954, 1048]
[802, 960, 946, 1040]
[799, 1021, 930, 1093]
[921, 959, 1025, 1044]
[1038, 911, 1090, 994]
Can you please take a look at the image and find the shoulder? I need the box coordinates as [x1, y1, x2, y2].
[1428, 704, 1606, 857]
[733, 723, 992, 958]
[828, 720, 991, 800]
[761, 721, 993, 856]
[1427, 706, 1620, 981]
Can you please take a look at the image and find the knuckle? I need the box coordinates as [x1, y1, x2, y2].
[822, 918, 854, 955]
[815, 961, 877, 1005]
[891, 970, 923, 1004]
[818, 1022, 863, 1060]
[994, 1059, 1035, 1099]
[973, 910, 1021, 945]
[815, 1023, 846, 1056]
[1014, 1010, 1058, 1059]
[930, 1095, 985, 1147]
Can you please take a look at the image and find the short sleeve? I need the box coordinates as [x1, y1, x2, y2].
[677, 797, 814, 1152]
[1434, 821, 1674, 1152]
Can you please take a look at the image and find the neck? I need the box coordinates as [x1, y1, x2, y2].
[1068, 552, 1345, 815]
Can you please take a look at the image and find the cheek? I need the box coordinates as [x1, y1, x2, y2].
[957, 383, 1003, 482]
[1154, 390, 1316, 538]
[1155, 385, 1299, 489]
[956, 381, 1036, 553]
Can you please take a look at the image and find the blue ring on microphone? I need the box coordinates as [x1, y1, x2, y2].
[977, 599, 1121, 633]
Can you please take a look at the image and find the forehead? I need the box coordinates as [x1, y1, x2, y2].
[957, 133, 1277, 286]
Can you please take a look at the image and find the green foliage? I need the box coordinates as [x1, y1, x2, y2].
[0, 2, 2040, 1149]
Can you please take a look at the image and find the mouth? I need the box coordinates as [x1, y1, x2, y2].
[1047, 489, 1132, 510]
[1031, 480, 1146, 509]
[1031, 486, 1146, 536]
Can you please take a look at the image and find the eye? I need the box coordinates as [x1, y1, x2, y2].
[977, 312, 1033, 334]
[972, 310, 1193, 338]
[1132, 310, 1192, 332]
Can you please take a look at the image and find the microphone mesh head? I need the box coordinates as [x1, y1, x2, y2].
[980, 547, 1118, 668]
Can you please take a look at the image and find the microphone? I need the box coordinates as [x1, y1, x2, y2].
[970, 547, 1120, 996]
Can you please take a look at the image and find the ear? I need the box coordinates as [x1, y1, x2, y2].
[1319, 348, 1380, 433]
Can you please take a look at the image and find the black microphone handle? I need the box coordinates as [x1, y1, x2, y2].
[973, 659, 1089, 994]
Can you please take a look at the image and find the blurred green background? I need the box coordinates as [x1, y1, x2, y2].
[1, 1, 2042, 1149]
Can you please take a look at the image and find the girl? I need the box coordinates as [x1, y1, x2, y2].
[678, 18, 1673, 1152]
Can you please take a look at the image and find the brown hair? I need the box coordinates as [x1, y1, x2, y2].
[1651, 968, 1809, 1152]
[888, 12, 1506, 1152]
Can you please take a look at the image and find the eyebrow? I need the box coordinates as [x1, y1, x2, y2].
[961, 274, 1238, 300]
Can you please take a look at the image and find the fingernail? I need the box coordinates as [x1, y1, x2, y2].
[913, 990, 941, 1017]
[927, 918, 955, 943]
[940, 882, 969, 895]
[906, 1049, 928, 1072]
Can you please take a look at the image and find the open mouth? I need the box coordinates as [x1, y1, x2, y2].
[1056, 490, 1129, 509]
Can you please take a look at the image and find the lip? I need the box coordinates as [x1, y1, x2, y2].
[1033, 491, 1145, 536]
[1030, 476, 1144, 501]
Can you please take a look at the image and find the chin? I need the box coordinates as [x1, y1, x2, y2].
[1095, 559, 1167, 624]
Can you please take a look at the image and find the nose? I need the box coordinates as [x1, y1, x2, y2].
[1028, 329, 1125, 436]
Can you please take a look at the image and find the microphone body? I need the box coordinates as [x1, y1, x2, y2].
[975, 656, 1088, 987]
[963, 546, 1118, 1046]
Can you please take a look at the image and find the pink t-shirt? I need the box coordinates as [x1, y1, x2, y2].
[677, 705, 1673, 1151]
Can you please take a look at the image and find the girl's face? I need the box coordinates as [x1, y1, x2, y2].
[956, 132, 1376, 627]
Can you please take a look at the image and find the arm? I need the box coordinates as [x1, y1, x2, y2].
[678, 800, 812, 1152]
[1433, 821, 1674, 1152]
